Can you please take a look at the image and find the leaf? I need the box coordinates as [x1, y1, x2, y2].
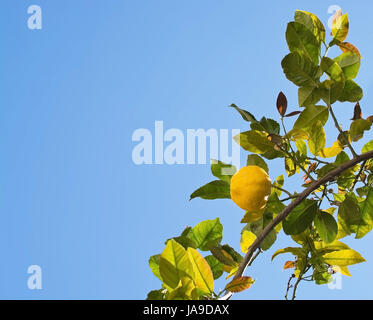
[224, 276, 255, 293]
[210, 247, 236, 267]
[281, 52, 319, 87]
[230, 104, 257, 122]
[294, 10, 325, 43]
[293, 105, 329, 131]
[318, 140, 343, 158]
[283, 200, 318, 235]
[251, 117, 281, 135]
[271, 175, 285, 196]
[167, 236, 197, 249]
[146, 289, 166, 300]
[319, 79, 345, 105]
[240, 209, 265, 223]
[149, 254, 162, 281]
[190, 180, 231, 200]
[314, 211, 338, 243]
[167, 277, 197, 300]
[211, 160, 236, 183]
[284, 111, 302, 117]
[246, 154, 269, 173]
[356, 188, 373, 239]
[283, 261, 296, 270]
[349, 119, 371, 142]
[338, 195, 361, 235]
[339, 80, 363, 102]
[240, 230, 256, 253]
[331, 11, 349, 42]
[351, 102, 362, 120]
[362, 140, 373, 153]
[221, 244, 243, 264]
[333, 265, 352, 277]
[298, 86, 321, 107]
[338, 42, 361, 57]
[160, 239, 194, 289]
[276, 91, 287, 116]
[189, 218, 223, 251]
[323, 249, 365, 267]
[187, 248, 214, 294]
[271, 247, 306, 261]
[334, 52, 361, 80]
[285, 21, 320, 65]
[285, 128, 309, 141]
[308, 120, 326, 156]
[234, 130, 274, 154]
[204, 255, 223, 280]
[295, 139, 308, 156]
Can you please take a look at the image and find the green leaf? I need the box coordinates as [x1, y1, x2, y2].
[149, 254, 162, 281]
[334, 52, 361, 80]
[234, 130, 274, 154]
[314, 211, 338, 243]
[224, 276, 254, 293]
[271, 247, 306, 261]
[146, 289, 166, 300]
[189, 218, 223, 251]
[204, 255, 223, 280]
[298, 86, 321, 107]
[362, 140, 373, 153]
[167, 277, 197, 300]
[295, 139, 308, 157]
[271, 175, 285, 196]
[285, 21, 320, 65]
[221, 244, 243, 264]
[166, 236, 197, 249]
[349, 119, 372, 142]
[210, 246, 236, 267]
[240, 230, 256, 253]
[281, 52, 319, 87]
[319, 80, 345, 105]
[187, 248, 214, 294]
[331, 12, 349, 42]
[246, 154, 269, 173]
[293, 105, 329, 131]
[339, 80, 363, 102]
[211, 160, 236, 183]
[190, 180, 231, 200]
[356, 188, 373, 239]
[283, 200, 318, 235]
[230, 104, 257, 122]
[323, 249, 365, 267]
[294, 10, 325, 43]
[159, 239, 194, 289]
[251, 117, 280, 135]
[308, 120, 326, 156]
[338, 195, 361, 235]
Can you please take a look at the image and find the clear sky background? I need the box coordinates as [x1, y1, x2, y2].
[1, 0, 373, 299]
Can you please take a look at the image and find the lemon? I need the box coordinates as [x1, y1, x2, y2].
[230, 165, 271, 212]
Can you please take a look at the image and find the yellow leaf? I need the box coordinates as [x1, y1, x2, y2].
[240, 209, 264, 223]
[167, 277, 197, 300]
[225, 276, 255, 293]
[240, 230, 257, 253]
[225, 265, 239, 280]
[333, 265, 352, 277]
[318, 140, 343, 158]
[283, 261, 296, 270]
[323, 249, 365, 266]
[187, 248, 214, 294]
[285, 128, 309, 141]
[160, 239, 194, 289]
[332, 11, 349, 42]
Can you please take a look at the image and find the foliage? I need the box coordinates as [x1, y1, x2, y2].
[147, 9, 373, 300]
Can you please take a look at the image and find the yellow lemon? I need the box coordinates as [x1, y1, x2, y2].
[230, 165, 271, 212]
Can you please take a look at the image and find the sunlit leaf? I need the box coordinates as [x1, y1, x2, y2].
[167, 277, 197, 300]
[331, 10, 349, 42]
[349, 119, 371, 142]
[230, 104, 257, 122]
[204, 255, 223, 280]
[362, 140, 373, 153]
[294, 10, 325, 43]
[187, 248, 214, 294]
[224, 276, 255, 293]
[246, 154, 269, 173]
[189, 218, 223, 251]
[324, 249, 365, 267]
[339, 80, 363, 102]
[293, 105, 329, 131]
[234, 130, 274, 154]
[283, 261, 296, 270]
[160, 239, 194, 289]
[240, 230, 256, 253]
[271, 247, 306, 261]
[338, 42, 361, 57]
[298, 86, 321, 107]
[356, 188, 373, 239]
[318, 140, 343, 158]
[334, 52, 361, 80]
[149, 254, 162, 281]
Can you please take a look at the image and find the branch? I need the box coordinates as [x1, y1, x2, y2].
[231, 150, 373, 283]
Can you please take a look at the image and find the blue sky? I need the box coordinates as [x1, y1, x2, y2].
[1, 0, 373, 299]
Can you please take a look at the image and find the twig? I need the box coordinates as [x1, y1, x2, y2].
[272, 185, 292, 197]
[350, 160, 366, 191]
